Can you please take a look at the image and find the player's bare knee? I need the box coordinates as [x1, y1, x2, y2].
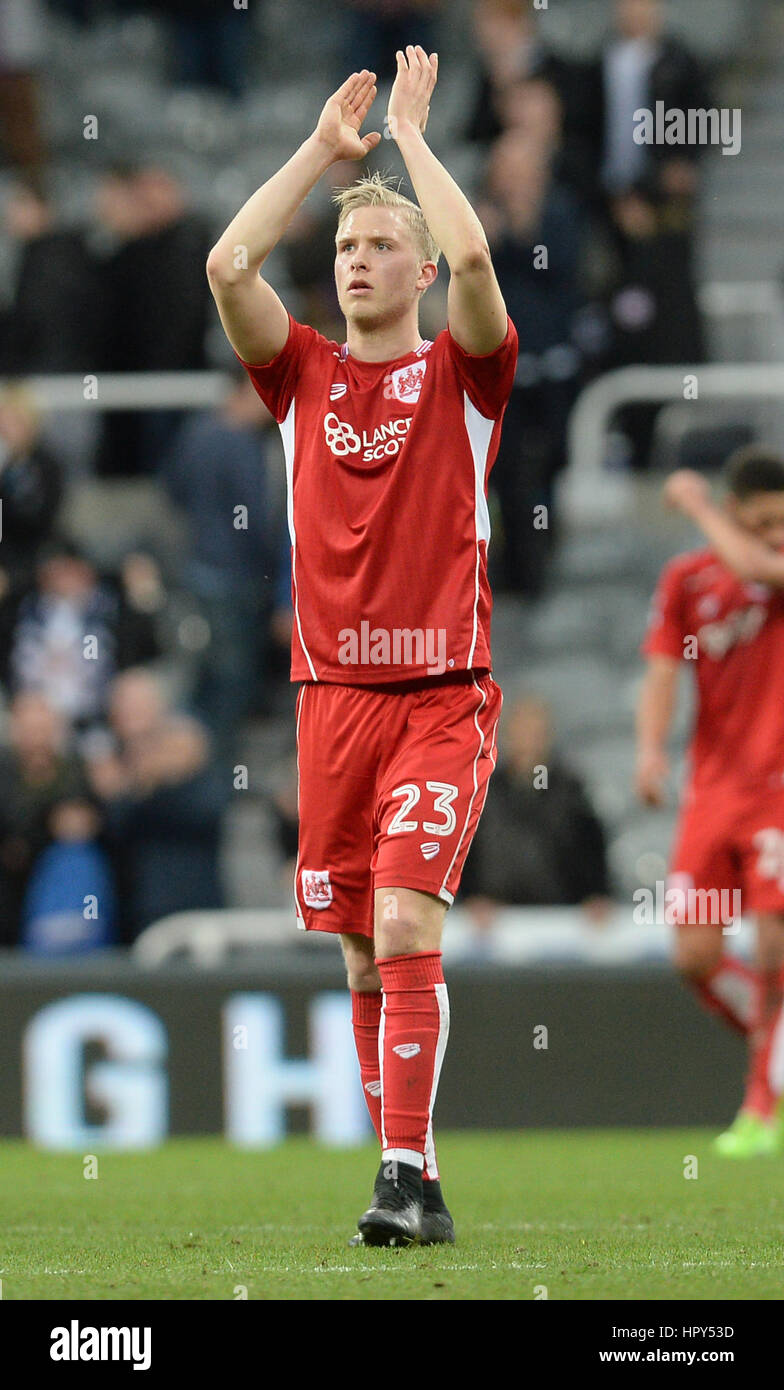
[340, 933, 379, 992]
[346, 963, 381, 991]
[374, 887, 445, 957]
[375, 916, 435, 958]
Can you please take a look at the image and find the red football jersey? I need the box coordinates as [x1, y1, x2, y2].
[643, 547, 784, 790]
[238, 313, 518, 684]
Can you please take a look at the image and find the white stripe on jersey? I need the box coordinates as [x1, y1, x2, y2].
[280, 399, 318, 681]
[462, 392, 494, 667]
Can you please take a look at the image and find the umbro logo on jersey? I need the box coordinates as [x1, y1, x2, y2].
[329, 383, 348, 400]
[365, 1080, 382, 1096]
[420, 842, 440, 860]
[392, 1043, 421, 1060]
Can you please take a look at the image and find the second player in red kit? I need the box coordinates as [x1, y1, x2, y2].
[207, 49, 517, 1243]
[638, 449, 784, 1157]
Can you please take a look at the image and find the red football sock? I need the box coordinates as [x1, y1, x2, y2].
[377, 951, 449, 1180]
[351, 990, 383, 1143]
[687, 955, 755, 1037]
[743, 965, 784, 1119]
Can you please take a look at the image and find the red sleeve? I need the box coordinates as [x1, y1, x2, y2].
[642, 560, 687, 661]
[445, 315, 518, 419]
[235, 315, 318, 422]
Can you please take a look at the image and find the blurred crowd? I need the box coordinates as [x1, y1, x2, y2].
[0, 0, 720, 948]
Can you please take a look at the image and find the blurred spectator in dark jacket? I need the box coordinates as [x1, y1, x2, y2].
[587, 0, 711, 208]
[461, 695, 611, 923]
[466, 0, 589, 168]
[0, 181, 102, 374]
[496, 74, 597, 206]
[94, 164, 212, 475]
[0, 0, 47, 183]
[165, 372, 278, 756]
[0, 386, 62, 596]
[5, 541, 160, 730]
[145, 0, 252, 98]
[340, 0, 442, 81]
[479, 126, 585, 594]
[602, 188, 706, 469]
[87, 668, 226, 940]
[0, 690, 103, 945]
[578, 0, 709, 470]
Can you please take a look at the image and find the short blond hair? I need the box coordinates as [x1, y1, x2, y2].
[333, 171, 440, 265]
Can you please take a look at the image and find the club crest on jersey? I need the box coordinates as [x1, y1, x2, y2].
[385, 360, 427, 403]
[301, 869, 332, 909]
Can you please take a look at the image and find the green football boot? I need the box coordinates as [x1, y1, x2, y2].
[713, 1111, 779, 1158]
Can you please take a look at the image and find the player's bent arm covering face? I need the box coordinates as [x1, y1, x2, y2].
[663, 468, 784, 588]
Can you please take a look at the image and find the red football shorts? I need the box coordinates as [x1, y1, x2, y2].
[293, 672, 502, 936]
[670, 781, 784, 924]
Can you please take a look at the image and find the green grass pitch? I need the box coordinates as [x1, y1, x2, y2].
[2, 1130, 784, 1300]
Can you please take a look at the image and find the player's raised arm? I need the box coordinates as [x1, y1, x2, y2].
[388, 46, 508, 356]
[206, 71, 381, 365]
[664, 469, 784, 588]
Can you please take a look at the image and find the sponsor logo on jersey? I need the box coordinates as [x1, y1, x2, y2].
[420, 842, 441, 860]
[392, 1043, 421, 1060]
[329, 383, 348, 400]
[384, 360, 427, 403]
[323, 411, 413, 461]
[364, 1079, 382, 1096]
[301, 868, 333, 909]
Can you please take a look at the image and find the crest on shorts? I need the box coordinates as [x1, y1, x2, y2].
[301, 869, 333, 909]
